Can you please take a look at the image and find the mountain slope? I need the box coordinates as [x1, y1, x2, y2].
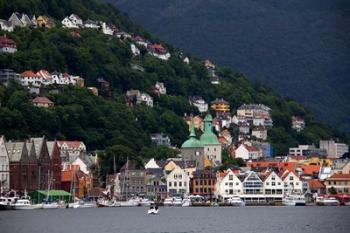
[0, 0, 348, 168]
[110, 0, 350, 133]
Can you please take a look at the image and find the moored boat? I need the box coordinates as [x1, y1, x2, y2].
[282, 194, 306, 206]
[229, 196, 246, 206]
[316, 197, 340, 206]
[12, 199, 37, 210]
[147, 204, 159, 215]
[163, 197, 173, 206]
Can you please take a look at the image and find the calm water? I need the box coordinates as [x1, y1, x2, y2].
[0, 206, 349, 233]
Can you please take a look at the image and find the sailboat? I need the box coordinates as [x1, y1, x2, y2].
[114, 158, 140, 207]
[42, 171, 60, 209]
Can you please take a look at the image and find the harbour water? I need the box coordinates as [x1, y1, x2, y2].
[0, 206, 349, 233]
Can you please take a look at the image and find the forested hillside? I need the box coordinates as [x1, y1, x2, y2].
[110, 0, 350, 133]
[0, 0, 348, 174]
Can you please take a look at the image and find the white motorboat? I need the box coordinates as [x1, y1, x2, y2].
[0, 197, 9, 210]
[97, 199, 111, 208]
[282, 194, 306, 206]
[42, 202, 60, 209]
[70, 201, 97, 208]
[12, 199, 36, 210]
[182, 198, 191, 207]
[163, 197, 173, 206]
[117, 198, 140, 207]
[229, 196, 246, 206]
[139, 198, 155, 207]
[316, 197, 340, 206]
[147, 206, 159, 215]
[172, 197, 182, 206]
[344, 201, 350, 206]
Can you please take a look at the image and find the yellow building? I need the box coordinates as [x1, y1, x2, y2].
[37, 15, 56, 28]
[210, 98, 230, 113]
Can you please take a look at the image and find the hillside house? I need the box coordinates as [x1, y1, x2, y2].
[210, 98, 230, 113]
[101, 22, 114, 35]
[32, 96, 54, 108]
[8, 12, 35, 28]
[0, 36, 17, 53]
[36, 16, 55, 28]
[153, 82, 167, 95]
[0, 20, 14, 32]
[292, 116, 305, 132]
[61, 17, 79, 28]
[0, 69, 19, 85]
[252, 126, 267, 141]
[57, 141, 86, 163]
[147, 44, 171, 60]
[150, 133, 171, 147]
[84, 19, 100, 29]
[137, 93, 153, 107]
[189, 96, 208, 113]
[234, 144, 262, 160]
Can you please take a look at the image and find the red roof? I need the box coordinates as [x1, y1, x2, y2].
[57, 141, 84, 149]
[245, 145, 260, 152]
[0, 36, 17, 48]
[21, 70, 38, 78]
[308, 179, 325, 189]
[32, 96, 53, 104]
[300, 165, 321, 176]
[37, 70, 51, 79]
[327, 173, 350, 180]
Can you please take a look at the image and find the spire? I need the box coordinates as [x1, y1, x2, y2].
[189, 116, 196, 137]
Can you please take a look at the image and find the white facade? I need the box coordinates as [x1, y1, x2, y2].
[0, 20, 14, 32]
[263, 171, 284, 197]
[145, 158, 160, 169]
[0, 136, 10, 192]
[253, 118, 265, 126]
[215, 169, 243, 197]
[192, 99, 208, 113]
[166, 165, 190, 195]
[130, 43, 140, 56]
[20, 74, 42, 87]
[252, 128, 267, 140]
[72, 157, 90, 175]
[61, 17, 78, 28]
[282, 171, 303, 194]
[68, 14, 83, 27]
[155, 82, 166, 95]
[235, 144, 261, 160]
[137, 93, 153, 107]
[102, 22, 114, 35]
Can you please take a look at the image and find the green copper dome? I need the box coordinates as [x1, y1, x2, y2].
[200, 113, 220, 145]
[181, 118, 203, 148]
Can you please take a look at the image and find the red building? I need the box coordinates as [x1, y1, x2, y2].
[31, 137, 52, 190]
[6, 142, 30, 193]
[191, 169, 217, 199]
[26, 141, 39, 192]
[47, 141, 62, 190]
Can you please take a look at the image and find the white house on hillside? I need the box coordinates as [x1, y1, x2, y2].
[234, 144, 262, 160]
[61, 17, 78, 28]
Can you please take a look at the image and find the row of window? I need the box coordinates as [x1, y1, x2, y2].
[168, 181, 187, 187]
[194, 187, 212, 193]
[195, 180, 215, 186]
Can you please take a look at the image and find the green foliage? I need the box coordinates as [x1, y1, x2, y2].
[0, 0, 349, 178]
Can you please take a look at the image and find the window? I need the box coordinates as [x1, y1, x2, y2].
[229, 175, 233, 180]
[266, 182, 269, 186]
[169, 182, 172, 187]
[289, 176, 294, 181]
[296, 182, 299, 186]
[174, 182, 177, 187]
[236, 182, 239, 186]
[272, 182, 275, 186]
[179, 182, 182, 187]
[184, 182, 187, 187]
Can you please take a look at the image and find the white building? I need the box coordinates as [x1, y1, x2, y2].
[292, 116, 305, 132]
[19, 70, 42, 87]
[57, 141, 86, 163]
[252, 126, 267, 141]
[215, 169, 243, 197]
[130, 43, 140, 56]
[72, 156, 95, 175]
[136, 93, 153, 107]
[190, 96, 208, 113]
[61, 17, 78, 28]
[144, 158, 161, 169]
[0, 20, 14, 32]
[263, 171, 284, 199]
[281, 170, 303, 194]
[101, 22, 114, 35]
[68, 14, 83, 27]
[166, 165, 190, 195]
[234, 144, 262, 160]
[0, 136, 10, 192]
[83, 19, 100, 29]
[320, 140, 349, 158]
[154, 82, 166, 95]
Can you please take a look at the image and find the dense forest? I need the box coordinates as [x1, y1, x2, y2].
[0, 0, 349, 175]
[110, 0, 350, 133]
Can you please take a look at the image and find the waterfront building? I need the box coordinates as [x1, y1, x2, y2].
[31, 137, 52, 190]
[324, 173, 350, 194]
[280, 170, 303, 194]
[262, 171, 284, 202]
[47, 141, 62, 190]
[0, 136, 10, 192]
[166, 165, 190, 196]
[6, 142, 29, 192]
[191, 168, 216, 198]
[215, 169, 243, 197]
[119, 160, 146, 198]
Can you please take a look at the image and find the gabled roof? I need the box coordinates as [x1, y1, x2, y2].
[21, 70, 38, 77]
[32, 96, 53, 105]
[327, 173, 350, 180]
[6, 142, 26, 162]
[36, 70, 51, 79]
[57, 141, 84, 149]
[308, 179, 325, 189]
[0, 36, 17, 48]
